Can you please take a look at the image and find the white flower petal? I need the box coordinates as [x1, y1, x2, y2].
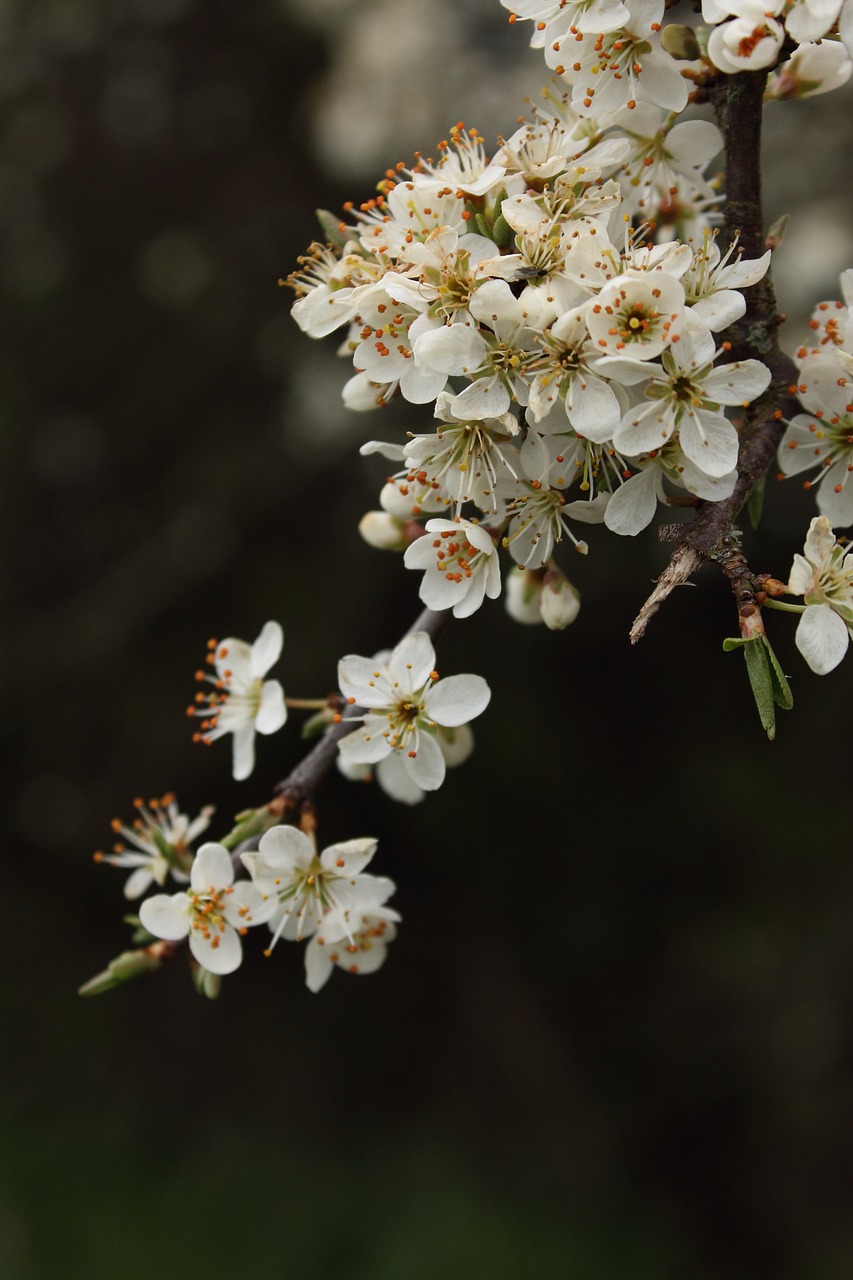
[387, 632, 436, 691]
[250, 621, 283, 678]
[320, 837, 378, 877]
[406, 732, 446, 790]
[139, 892, 191, 941]
[189, 924, 242, 976]
[795, 602, 849, 674]
[304, 938, 335, 992]
[231, 724, 256, 782]
[191, 843, 234, 892]
[255, 680, 287, 735]
[424, 674, 491, 726]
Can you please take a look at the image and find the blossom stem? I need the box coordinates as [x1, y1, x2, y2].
[761, 598, 806, 614]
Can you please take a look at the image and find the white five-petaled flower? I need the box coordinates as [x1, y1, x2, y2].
[777, 355, 853, 526]
[241, 825, 394, 949]
[189, 621, 287, 781]
[404, 517, 502, 617]
[94, 792, 214, 900]
[304, 908, 400, 993]
[788, 516, 853, 674]
[337, 631, 491, 792]
[139, 842, 270, 976]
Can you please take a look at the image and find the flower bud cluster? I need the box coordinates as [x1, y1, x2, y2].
[290, 101, 771, 620]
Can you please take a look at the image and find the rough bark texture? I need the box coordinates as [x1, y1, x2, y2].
[630, 69, 800, 642]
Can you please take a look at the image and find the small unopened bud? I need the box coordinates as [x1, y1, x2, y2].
[505, 566, 543, 625]
[540, 572, 581, 631]
[78, 945, 167, 996]
[301, 707, 336, 739]
[193, 965, 221, 1000]
[359, 510, 408, 551]
[765, 213, 788, 253]
[661, 24, 701, 61]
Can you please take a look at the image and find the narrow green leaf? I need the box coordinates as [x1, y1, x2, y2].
[722, 636, 748, 651]
[762, 634, 794, 710]
[742, 636, 776, 739]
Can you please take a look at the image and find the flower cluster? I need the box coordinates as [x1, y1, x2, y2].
[506, 0, 853, 98]
[777, 270, 853, 527]
[121, 823, 399, 990]
[240, 826, 399, 991]
[290, 97, 771, 619]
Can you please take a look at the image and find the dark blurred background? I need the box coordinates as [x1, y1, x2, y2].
[3, 2, 853, 1277]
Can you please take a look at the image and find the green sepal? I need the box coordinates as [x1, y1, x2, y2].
[747, 474, 765, 530]
[315, 209, 349, 249]
[219, 806, 280, 851]
[301, 708, 335, 740]
[474, 213, 492, 240]
[491, 214, 512, 249]
[193, 966, 221, 1000]
[121, 914, 156, 946]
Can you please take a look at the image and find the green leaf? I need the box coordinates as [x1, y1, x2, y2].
[725, 632, 793, 738]
[762, 634, 794, 710]
[742, 635, 776, 739]
[474, 213, 492, 239]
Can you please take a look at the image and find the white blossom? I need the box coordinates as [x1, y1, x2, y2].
[189, 621, 287, 781]
[304, 907, 400, 993]
[777, 354, 853, 526]
[241, 825, 393, 949]
[95, 793, 213, 900]
[139, 843, 270, 976]
[787, 516, 853, 673]
[404, 518, 502, 616]
[337, 631, 490, 791]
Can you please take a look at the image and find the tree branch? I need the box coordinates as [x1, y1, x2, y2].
[630, 68, 800, 641]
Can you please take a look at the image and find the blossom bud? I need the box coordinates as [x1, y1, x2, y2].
[661, 24, 701, 61]
[540, 571, 581, 631]
[505, 566, 543, 625]
[193, 965, 222, 1000]
[359, 509, 409, 551]
[78, 946, 167, 996]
